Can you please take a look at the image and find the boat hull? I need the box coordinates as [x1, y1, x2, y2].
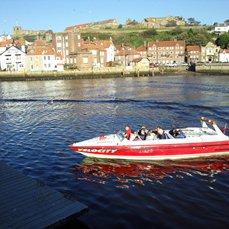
[69, 140, 229, 161]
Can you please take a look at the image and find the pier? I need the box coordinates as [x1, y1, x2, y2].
[0, 162, 88, 228]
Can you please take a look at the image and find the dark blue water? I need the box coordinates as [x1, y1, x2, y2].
[0, 75, 229, 228]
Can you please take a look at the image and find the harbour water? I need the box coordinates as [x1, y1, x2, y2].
[0, 75, 229, 228]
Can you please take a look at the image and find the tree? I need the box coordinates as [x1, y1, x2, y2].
[166, 20, 177, 27]
[216, 32, 229, 49]
[141, 28, 158, 37]
[126, 19, 139, 26]
[187, 17, 201, 26]
[224, 19, 229, 25]
[118, 24, 123, 29]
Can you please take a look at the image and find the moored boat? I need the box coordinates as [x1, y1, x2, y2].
[69, 117, 229, 161]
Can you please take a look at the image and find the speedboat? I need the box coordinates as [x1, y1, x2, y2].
[69, 117, 229, 161]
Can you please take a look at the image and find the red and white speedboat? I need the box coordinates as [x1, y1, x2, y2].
[69, 117, 229, 161]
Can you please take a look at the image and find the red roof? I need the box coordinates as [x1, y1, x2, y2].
[136, 45, 147, 52]
[81, 39, 113, 51]
[186, 45, 201, 52]
[221, 49, 229, 53]
[0, 38, 25, 48]
[148, 40, 185, 47]
[116, 47, 139, 56]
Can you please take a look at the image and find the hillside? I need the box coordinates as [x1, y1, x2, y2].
[81, 25, 216, 48]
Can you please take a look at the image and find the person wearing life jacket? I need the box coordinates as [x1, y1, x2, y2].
[124, 126, 133, 140]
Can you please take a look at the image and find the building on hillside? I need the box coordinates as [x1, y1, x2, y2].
[219, 49, 229, 62]
[115, 45, 141, 66]
[143, 16, 185, 28]
[13, 26, 53, 43]
[186, 45, 201, 63]
[201, 42, 220, 62]
[136, 45, 148, 57]
[53, 31, 81, 63]
[0, 45, 26, 71]
[214, 24, 229, 34]
[65, 19, 118, 32]
[146, 40, 185, 64]
[26, 41, 63, 71]
[67, 38, 115, 69]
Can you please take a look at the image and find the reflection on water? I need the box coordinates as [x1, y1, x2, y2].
[75, 157, 229, 188]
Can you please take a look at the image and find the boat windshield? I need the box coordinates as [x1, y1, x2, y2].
[116, 131, 124, 141]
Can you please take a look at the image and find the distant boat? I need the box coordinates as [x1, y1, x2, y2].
[69, 117, 229, 161]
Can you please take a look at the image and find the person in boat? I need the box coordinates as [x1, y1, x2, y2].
[146, 130, 157, 140]
[155, 126, 166, 139]
[138, 125, 148, 140]
[124, 126, 133, 140]
[169, 127, 180, 138]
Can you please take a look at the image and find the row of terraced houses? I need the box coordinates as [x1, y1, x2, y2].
[0, 28, 229, 72]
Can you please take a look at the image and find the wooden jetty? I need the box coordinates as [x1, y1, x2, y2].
[0, 162, 88, 228]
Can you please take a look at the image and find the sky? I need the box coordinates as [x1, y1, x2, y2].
[0, 0, 228, 34]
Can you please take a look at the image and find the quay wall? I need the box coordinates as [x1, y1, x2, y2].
[0, 65, 228, 82]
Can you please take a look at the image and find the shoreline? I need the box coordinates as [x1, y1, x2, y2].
[0, 68, 228, 82]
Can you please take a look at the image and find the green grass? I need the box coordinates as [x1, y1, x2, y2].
[81, 25, 215, 48]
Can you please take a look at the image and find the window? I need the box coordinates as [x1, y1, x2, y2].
[44, 56, 46, 60]
[92, 50, 97, 55]
[83, 57, 88, 64]
[48, 64, 51, 68]
[48, 56, 50, 60]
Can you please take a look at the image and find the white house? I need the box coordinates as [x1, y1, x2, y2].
[105, 41, 115, 63]
[219, 49, 229, 62]
[214, 25, 229, 34]
[201, 42, 220, 62]
[0, 45, 26, 71]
